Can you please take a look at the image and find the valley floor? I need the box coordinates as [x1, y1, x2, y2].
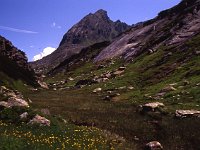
[26, 85, 200, 150]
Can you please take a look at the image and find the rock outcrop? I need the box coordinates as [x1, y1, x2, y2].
[0, 86, 29, 108]
[0, 36, 37, 86]
[0, 36, 28, 68]
[0, 86, 50, 126]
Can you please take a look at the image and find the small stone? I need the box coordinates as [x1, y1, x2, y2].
[167, 52, 173, 55]
[105, 73, 112, 78]
[38, 80, 49, 89]
[28, 98, 33, 103]
[134, 136, 139, 141]
[107, 91, 112, 94]
[68, 77, 74, 81]
[161, 85, 177, 92]
[41, 108, 51, 116]
[7, 97, 29, 107]
[31, 88, 38, 91]
[144, 141, 163, 150]
[195, 51, 200, 55]
[175, 110, 200, 118]
[183, 80, 190, 85]
[155, 92, 166, 97]
[140, 102, 165, 112]
[97, 65, 105, 69]
[118, 66, 126, 71]
[93, 88, 102, 93]
[20, 112, 28, 119]
[196, 83, 200, 86]
[128, 86, 134, 90]
[178, 86, 185, 89]
[103, 96, 111, 101]
[115, 93, 121, 96]
[0, 86, 7, 91]
[169, 83, 177, 86]
[102, 78, 109, 82]
[0, 101, 10, 108]
[113, 70, 124, 76]
[28, 114, 50, 126]
[117, 86, 126, 90]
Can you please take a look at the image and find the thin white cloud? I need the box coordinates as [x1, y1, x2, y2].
[51, 22, 62, 29]
[52, 22, 56, 27]
[33, 47, 56, 61]
[0, 25, 38, 34]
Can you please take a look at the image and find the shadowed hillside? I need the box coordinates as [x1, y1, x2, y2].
[0, 36, 38, 89]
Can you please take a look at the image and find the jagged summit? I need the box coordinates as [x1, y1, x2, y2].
[93, 9, 109, 19]
[94, 9, 107, 14]
[59, 9, 126, 46]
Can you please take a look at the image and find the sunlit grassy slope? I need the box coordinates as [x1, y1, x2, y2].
[25, 35, 200, 149]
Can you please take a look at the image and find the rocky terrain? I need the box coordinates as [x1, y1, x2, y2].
[30, 9, 130, 74]
[0, 86, 50, 126]
[1, 0, 200, 149]
[0, 36, 38, 87]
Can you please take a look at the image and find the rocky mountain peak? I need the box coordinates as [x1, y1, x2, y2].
[31, 9, 130, 73]
[59, 9, 115, 46]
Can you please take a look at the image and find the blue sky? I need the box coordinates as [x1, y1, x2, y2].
[0, 0, 181, 61]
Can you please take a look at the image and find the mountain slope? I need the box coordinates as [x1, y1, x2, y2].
[37, 24, 200, 150]
[40, 0, 200, 75]
[0, 36, 38, 88]
[33, 1, 200, 149]
[95, 0, 200, 62]
[30, 9, 130, 74]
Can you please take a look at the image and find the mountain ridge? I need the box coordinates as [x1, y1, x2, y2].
[94, 0, 200, 62]
[30, 9, 130, 74]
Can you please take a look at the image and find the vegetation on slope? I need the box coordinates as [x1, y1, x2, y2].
[26, 34, 200, 149]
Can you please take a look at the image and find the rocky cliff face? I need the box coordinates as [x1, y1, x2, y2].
[30, 9, 130, 74]
[0, 36, 37, 86]
[95, 0, 200, 61]
[0, 36, 29, 69]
